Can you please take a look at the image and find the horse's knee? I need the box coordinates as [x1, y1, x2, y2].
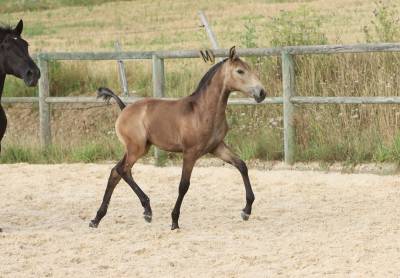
[116, 158, 129, 177]
[109, 167, 121, 181]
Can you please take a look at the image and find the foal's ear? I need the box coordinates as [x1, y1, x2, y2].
[229, 46, 238, 61]
[14, 19, 23, 36]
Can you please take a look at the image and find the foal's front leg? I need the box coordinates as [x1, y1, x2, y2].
[171, 153, 197, 230]
[211, 142, 255, 220]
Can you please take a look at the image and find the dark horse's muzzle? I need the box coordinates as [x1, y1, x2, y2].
[23, 63, 41, 87]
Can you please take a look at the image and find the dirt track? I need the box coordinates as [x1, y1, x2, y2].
[1, 163, 400, 277]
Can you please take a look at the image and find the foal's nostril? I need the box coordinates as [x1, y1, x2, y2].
[260, 89, 266, 98]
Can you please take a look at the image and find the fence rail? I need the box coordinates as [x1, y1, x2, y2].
[5, 42, 400, 164]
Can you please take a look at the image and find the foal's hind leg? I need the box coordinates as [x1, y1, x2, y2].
[89, 159, 123, 228]
[117, 145, 152, 223]
[211, 142, 255, 221]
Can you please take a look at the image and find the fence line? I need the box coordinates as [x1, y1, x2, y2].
[5, 43, 400, 164]
[34, 43, 400, 61]
[8, 96, 400, 105]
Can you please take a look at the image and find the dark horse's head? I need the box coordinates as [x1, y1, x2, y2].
[0, 20, 40, 86]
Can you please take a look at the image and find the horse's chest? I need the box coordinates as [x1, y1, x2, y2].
[182, 114, 228, 152]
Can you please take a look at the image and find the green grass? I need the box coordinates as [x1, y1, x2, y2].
[0, 141, 124, 164]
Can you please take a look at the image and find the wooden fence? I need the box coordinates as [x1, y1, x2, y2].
[4, 43, 400, 164]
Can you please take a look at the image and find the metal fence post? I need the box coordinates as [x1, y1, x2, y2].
[152, 54, 165, 163]
[38, 55, 51, 148]
[282, 51, 295, 165]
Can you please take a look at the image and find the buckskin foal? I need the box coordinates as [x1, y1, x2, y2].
[90, 46, 266, 230]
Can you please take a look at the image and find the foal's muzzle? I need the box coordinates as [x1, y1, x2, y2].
[252, 87, 267, 103]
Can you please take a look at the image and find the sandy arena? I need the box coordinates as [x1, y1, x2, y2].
[1, 163, 400, 277]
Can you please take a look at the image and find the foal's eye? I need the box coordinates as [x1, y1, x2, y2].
[237, 69, 245, 75]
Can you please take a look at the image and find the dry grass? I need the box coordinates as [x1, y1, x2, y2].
[2, 0, 397, 52]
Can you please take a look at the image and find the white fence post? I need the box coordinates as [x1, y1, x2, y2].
[38, 56, 51, 148]
[282, 51, 295, 165]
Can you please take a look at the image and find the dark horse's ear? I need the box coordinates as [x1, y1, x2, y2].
[229, 46, 238, 61]
[14, 19, 23, 36]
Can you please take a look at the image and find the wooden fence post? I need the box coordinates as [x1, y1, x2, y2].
[152, 54, 165, 98]
[152, 54, 165, 163]
[282, 51, 295, 165]
[115, 41, 129, 97]
[38, 55, 51, 148]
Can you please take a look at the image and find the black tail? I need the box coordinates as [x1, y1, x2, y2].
[97, 87, 126, 111]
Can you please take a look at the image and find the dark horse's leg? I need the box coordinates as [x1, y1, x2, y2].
[0, 105, 7, 153]
[89, 159, 123, 228]
[171, 153, 196, 230]
[211, 142, 255, 221]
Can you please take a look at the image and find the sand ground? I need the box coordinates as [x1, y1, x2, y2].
[1, 163, 400, 277]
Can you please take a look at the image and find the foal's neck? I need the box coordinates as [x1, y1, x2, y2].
[195, 69, 230, 116]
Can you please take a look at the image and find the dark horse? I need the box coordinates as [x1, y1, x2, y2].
[90, 46, 266, 230]
[0, 20, 40, 153]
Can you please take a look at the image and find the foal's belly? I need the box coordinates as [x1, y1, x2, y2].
[147, 120, 228, 154]
[146, 119, 185, 152]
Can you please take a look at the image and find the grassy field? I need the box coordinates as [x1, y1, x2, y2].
[1, 0, 400, 164]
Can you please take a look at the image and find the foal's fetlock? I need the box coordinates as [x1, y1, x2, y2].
[142, 199, 152, 223]
[241, 210, 250, 221]
[171, 211, 180, 230]
[241, 204, 252, 221]
[89, 219, 99, 228]
[240, 194, 254, 221]
[171, 221, 180, 230]
[143, 209, 152, 223]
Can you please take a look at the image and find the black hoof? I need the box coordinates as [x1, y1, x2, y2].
[241, 211, 250, 221]
[171, 222, 179, 230]
[143, 213, 152, 223]
[89, 220, 98, 228]
[0, 227, 2, 233]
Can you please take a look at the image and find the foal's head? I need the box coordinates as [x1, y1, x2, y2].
[0, 20, 40, 86]
[223, 46, 266, 103]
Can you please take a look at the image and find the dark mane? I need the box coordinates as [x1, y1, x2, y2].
[0, 23, 14, 40]
[191, 58, 227, 96]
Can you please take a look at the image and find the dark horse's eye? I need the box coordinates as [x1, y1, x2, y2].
[237, 69, 245, 74]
